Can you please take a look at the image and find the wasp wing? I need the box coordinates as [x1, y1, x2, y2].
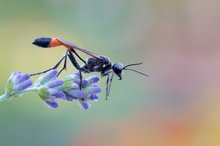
[58, 38, 101, 59]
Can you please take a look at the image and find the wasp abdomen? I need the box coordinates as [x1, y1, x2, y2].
[32, 37, 52, 48]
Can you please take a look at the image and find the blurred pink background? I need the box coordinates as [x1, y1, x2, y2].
[71, 0, 220, 146]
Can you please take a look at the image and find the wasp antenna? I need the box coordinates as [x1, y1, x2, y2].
[124, 68, 149, 77]
[123, 62, 143, 69]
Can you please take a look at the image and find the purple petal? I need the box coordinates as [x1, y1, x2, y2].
[8, 72, 17, 82]
[16, 80, 33, 92]
[86, 76, 99, 85]
[44, 100, 58, 108]
[81, 80, 88, 88]
[71, 72, 80, 80]
[93, 94, 99, 100]
[48, 89, 65, 98]
[13, 72, 23, 84]
[10, 72, 18, 78]
[92, 87, 101, 93]
[48, 88, 58, 96]
[63, 92, 77, 101]
[55, 92, 65, 99]
[67, 89, 85, 98]
[72, 72, 80, 77]
[72, 78, 80, 85]
[88, 94, 99, 101]
[41, 70, 58, 83]
[45, 79, 64, 88]
[87, 85, 101, 94]
[20, 74, 30, 83]
[54, 90, 65, 98]
[79, 100, 90, 110]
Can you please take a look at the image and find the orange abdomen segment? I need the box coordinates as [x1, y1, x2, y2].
[50, 38, 63, 47]
[50, 38, 72, 51]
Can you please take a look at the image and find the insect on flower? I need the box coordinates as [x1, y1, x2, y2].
[31, 37, 148, 99]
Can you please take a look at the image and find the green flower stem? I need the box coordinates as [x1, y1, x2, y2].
[21, 87, 38, 94]
[0, 87, 39, 102]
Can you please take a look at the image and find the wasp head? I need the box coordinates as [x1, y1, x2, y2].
[112, 63, 123, 80]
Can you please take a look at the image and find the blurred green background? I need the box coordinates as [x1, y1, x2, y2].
[1, 0, 220, 146]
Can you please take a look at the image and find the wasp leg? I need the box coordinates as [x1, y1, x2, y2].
[106, 74, 110, 100]
[102, 69, 112, 99]
[106, 73, 114, 100]
[30, 54, 67, 76]
[68, 51, 83, 89]
[68, 51, 81, 70]
[57, 51, 68, 76]
[71, 49, 86, 64]
[79, 70, 83, 90]
[71, 49, 86, 88]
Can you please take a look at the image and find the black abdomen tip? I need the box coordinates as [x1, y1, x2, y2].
[32, 37, 52, 48]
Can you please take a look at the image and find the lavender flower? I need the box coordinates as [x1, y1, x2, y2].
[2, 71, 32, 100]
[34, 70, 58, 87]
[78, 76, 101, 110]
[61, 72, 101, 110]
[61, 72, 85, 101]
[35, 70, 65, 108]
[0, 70, 102, 110]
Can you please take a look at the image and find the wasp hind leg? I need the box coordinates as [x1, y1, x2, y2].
[30, 52, 68, 77]
[67, 51, 84, 89]
[57, 51, 68, 76]
[71, 49, 86, 64]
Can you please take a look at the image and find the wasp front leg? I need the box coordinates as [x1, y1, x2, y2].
[105, 73, 114, 100]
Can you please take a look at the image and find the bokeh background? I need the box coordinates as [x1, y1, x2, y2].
[0, 0, 220, 146]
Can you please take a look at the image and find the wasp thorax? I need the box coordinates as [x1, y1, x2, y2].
[100, 56, 110, 64]
[112, 63, 123, 80]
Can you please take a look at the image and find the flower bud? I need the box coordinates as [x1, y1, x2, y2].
[34, 70, 58, 87]
[5, 72, 32, 97]
[61, 72, 101, 110]
[35, 70, 65, 108]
